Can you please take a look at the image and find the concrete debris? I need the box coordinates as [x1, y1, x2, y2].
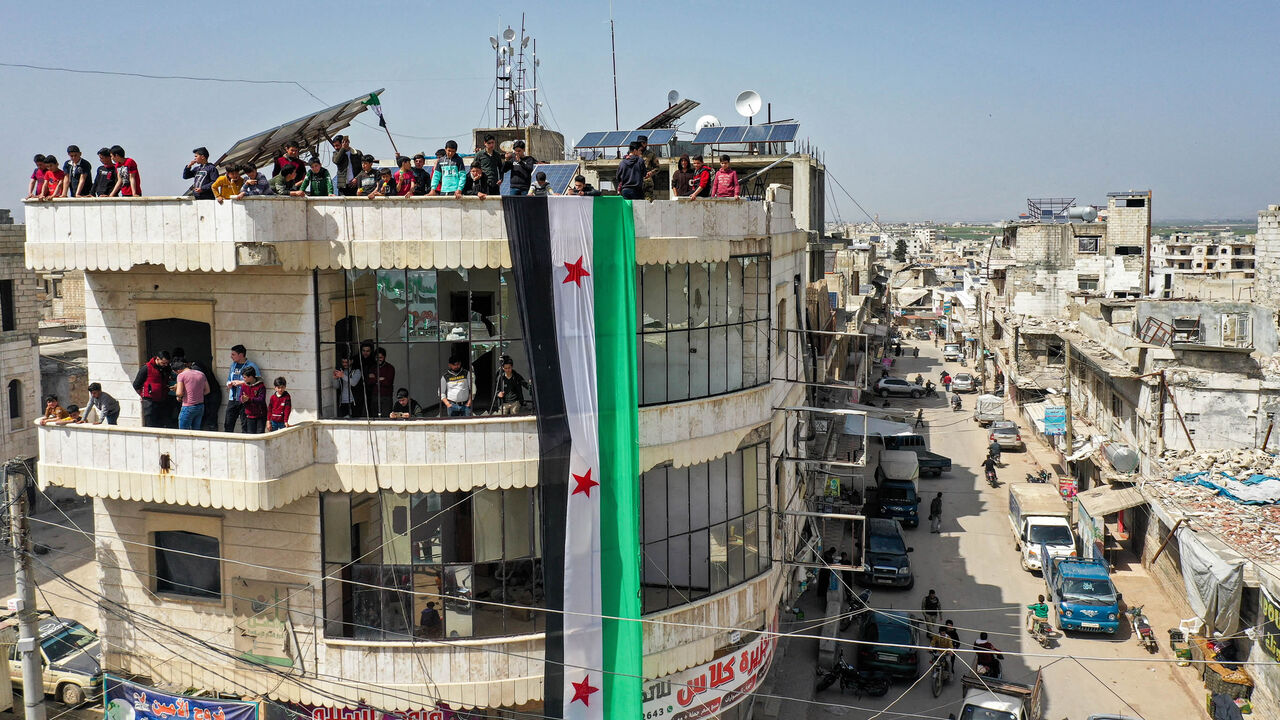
[1153, 447, 1280, 559]
[1259, 352, 1280, 379]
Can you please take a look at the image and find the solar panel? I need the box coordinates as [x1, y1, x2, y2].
[767, 123, 799, 142]
[601, 131, 630, 147]
[574, 131, 608, 149]
[499, 162, 581, 195]
[643, 128, 676, 145]
[743, 125, 770, 142]
[693, 127, 723, 144]
[216, 88, 385, 170]
[718, 126, 747, 143]
[638, 99, 701, 129]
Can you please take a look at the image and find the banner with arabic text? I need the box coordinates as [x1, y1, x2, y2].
[104, 675, 258, 720]
[641, 622, 776, 720]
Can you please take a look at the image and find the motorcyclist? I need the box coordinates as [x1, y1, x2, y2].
[929, 627, 955, 679]
[974, 632, 1003, 678]
[941, 620, 960, 672]
[1027, 594, 1050, 634]
[951, 393, 962, 410]
[914, 374, 924, 386]
[924, 380, 937, 397]
[922, 589, 942, 627]
[988, 439, 1002, 464]
[982, 455, 998, 483]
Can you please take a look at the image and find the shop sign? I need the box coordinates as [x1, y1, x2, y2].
[1059, 476, 1078, 499]
[105, 676, 259, 720]
[641, 622, 776, 720]
[1261, 585, 1280, 663]
[1043, 406, 1066, 436]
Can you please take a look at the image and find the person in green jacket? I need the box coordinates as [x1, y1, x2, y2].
[430, 140, 466, 197]
[300, 157, 334, 196]
[1027, 594, 1049, 633]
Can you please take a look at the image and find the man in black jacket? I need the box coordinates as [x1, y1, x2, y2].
[495, 357, 530, 415]
[183, 147, 219, 200]
[501, 140, 538, 196]
[615, 141, 646, 200]
[472, 134, 504, 194]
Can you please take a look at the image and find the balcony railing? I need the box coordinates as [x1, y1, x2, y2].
[23, 190, 794, 273]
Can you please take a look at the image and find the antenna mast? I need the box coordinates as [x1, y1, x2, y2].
[610, 2, 620, 131]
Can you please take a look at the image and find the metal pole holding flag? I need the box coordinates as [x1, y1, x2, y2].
[362, 92, 400, 159]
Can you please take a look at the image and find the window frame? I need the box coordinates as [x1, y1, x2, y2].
[145, 512, 224, 604]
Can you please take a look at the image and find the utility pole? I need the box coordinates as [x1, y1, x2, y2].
[7, 463, 45, 720]
[978, 290, 987, 391]
[1063, 341, 1074, 459]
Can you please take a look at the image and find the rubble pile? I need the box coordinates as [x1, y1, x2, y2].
[1015, 317, 1079, 333]
[1153, 448, 1280, 559]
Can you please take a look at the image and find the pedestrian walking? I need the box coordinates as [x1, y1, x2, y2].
[913, 346, 919, 358]
[914, 408, 925, 429]
[929, 492, 943, 533]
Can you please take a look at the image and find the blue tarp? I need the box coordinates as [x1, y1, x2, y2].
[1172, 470, 1280, 505]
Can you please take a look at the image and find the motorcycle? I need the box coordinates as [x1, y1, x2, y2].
[924, 383, 939, 399]
[985, 467, 999, 488]
[1028, 614, 1056, 649]
[839, 589, 872, 632]
[951, 395, 962, 411]
[815, 650, 891, 697]
[1026, 469, 1051, 484]
[1127, 605, 1157, 652]
[929, 649, 953, 698]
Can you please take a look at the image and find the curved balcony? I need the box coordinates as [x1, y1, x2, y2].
[23, 190, 796, 273]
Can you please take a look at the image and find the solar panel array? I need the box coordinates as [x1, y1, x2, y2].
[574, 128, 676, 149]
[499, 162, 580, 195]
[692, 123, 799, 145]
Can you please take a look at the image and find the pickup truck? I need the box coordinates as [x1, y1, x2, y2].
[1043, 552, 1121, 633]
[943, 343, 963, 362]
[957, 671, 1043, 720]
[973, 394, 1005, 426]
[881, 434, 952, 478]
[1008, 485, 1075, 572]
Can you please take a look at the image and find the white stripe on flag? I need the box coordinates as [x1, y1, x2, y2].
[549, 197, 604, 720]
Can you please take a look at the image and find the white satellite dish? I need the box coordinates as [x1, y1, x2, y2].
[694, 114, 721, 131]
[502, 27, 516, 41]
[735, 90, 762, 118]
[499, 46, 509, 57]
[489, 36, 499, 50]
[521, 36, 530, 48]
[667, 89, 681, 105]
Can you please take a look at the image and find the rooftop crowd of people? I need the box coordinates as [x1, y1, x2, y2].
[26, 133, 744, 201]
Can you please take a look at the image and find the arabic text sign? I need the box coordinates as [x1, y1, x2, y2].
[642, 627, 776, 720]
[1261, 585, 1280, 663]
[1043, 406, 1066, 436]
[104, 676, 258, 720]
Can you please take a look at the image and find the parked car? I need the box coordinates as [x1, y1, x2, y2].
[857, 518, 914, 588]
[855, 611, 919, 679]
[990, 420, 1025, 451]
[942, 343, 963, 361]
[913, 327, 930, 340]
[1, 611, 102, 706]
[875, 378, 924, 398]
[950, 373, 976, 393]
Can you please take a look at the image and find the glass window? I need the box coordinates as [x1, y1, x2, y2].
[639, 442, 770, 613]
[637, 256, 769, 406]
[322, 489, 543, 640]
[154, 531, 220, 599]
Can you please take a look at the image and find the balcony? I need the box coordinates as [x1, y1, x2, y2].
[23, 190, 795, 273]
[37, 416, 539, 511]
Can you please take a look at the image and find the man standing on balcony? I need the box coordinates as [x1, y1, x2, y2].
[331, 135, 361, 196]
[223, 345, 260, 433]
[183, 147, 219, 200]
[439, 356, 474, 417]
[370, 347, 396, 417]
[494, 357, 529, 415]
[176, 360, 210, 430]
[83, 383, 120, 425]
[473, 134, 503, 195]
[132, 350, 171, 428]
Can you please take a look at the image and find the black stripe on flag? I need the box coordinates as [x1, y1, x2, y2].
[501, 195, 568, 717]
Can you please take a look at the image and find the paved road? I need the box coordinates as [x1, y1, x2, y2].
[771, 339, 1203, 720]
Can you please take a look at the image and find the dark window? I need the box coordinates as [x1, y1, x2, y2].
[1077, 276, 1099, 291]
[1113, 246, 1143, 256]
[7, 380, 19, 422]
[0, 280, 14, 332]
[1076, 237, 1100, 254]
[154, 530, 221, 599]
[640, 442, 770, 613]
[636, 256, 771, 406]
[1123, 198, 1146, 208]
[51, 279, 63, 299]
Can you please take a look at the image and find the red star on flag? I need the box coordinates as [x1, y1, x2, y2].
[563, 256, 591, 286]
[570, 675, 599, 706]
[571, 468, 599, 498]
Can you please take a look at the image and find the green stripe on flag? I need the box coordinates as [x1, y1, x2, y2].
[594, 196, 642, 718]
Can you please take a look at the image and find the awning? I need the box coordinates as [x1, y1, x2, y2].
[216, 89, 384, 170]
[1076, 483, 1146, 518]
[893, 288, 931, 307]
[842, 414, 914, 437]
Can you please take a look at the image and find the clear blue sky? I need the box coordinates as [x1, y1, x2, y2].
[3, 1, 1277, 223]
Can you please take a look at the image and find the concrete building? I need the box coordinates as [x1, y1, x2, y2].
[0, 213, 43, 466]
[1150, 231, 1254, 301]
[999, 191, 1151, 318]
[23, 179, 817, 718]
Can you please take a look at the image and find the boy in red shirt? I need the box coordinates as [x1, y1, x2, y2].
[394, 156, 416, 197]
[40, 155, 66, 200]
[267, 377, 292, 431]
[239, 367, 268, 433]
[26, 154, 47, 198]
[689, 156, 714, 199]
[109, 145, 141, 196]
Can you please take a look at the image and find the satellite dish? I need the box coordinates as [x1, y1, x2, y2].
[489, 36, 499, 50]
[667, 90, 681, 106]
[502, 27, 516, 42]
[499, 46, 509, 57]
[735, 90, 762, 118]
[694, 114, 721, 131]
[521, 36, 530, 48]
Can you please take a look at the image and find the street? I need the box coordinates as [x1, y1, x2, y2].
[764, 339, 1203, 720]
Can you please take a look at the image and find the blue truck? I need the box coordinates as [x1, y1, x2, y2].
[1042, 548, 1121, 633]
[873, 449, 921, 528]
[881, 434, 952, 478]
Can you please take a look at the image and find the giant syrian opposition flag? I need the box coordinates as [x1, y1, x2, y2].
[502, 196, 642, 720]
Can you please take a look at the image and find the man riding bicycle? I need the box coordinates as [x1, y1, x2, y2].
[1027, 594, 1050, 633]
